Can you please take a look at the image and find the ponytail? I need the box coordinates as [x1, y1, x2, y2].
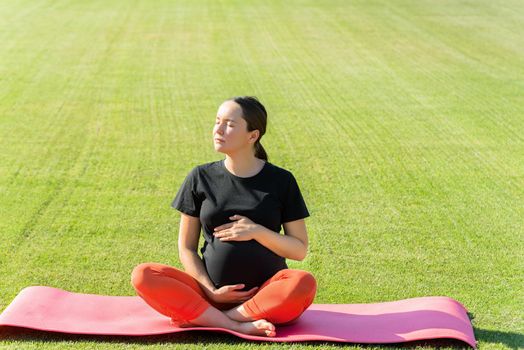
[254, 140, 268, 161]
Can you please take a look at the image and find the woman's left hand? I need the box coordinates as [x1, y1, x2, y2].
[213, 214, 260, 241]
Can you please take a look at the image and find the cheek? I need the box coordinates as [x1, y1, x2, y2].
[223, 128, 239, 138]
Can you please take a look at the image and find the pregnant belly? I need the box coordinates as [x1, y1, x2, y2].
[203, 239, 287, 291]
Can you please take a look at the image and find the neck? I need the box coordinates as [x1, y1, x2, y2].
[224, 150, 264, 177]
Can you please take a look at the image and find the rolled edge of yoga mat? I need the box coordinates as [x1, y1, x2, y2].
[0, 286, 477, 348]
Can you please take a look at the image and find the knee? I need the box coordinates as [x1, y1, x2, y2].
[267, 271, 317, 324]
[130, 262, 155, 290]
[290, 270, 317, 301]
[279, 269, 317, 309]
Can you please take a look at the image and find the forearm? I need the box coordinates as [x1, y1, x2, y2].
[179, 249, 216, 294]
[254, 226, 307, 261]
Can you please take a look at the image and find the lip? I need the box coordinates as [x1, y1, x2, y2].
[214, 138, 225, 142]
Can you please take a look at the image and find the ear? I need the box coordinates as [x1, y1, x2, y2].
[249, 129, 260, 144]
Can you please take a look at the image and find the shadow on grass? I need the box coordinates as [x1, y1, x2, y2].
[0, 326, 481, 349]
[473, 327, 523, 350]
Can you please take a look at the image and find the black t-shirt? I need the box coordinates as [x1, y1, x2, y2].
[171, 159, 310, 290]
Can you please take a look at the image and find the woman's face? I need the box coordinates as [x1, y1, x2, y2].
[213, 100, 258, 153]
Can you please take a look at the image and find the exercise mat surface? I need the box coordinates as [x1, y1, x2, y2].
[0, 286, 476, 348]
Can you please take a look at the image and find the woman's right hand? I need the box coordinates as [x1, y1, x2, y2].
[206, 284, 259, 304]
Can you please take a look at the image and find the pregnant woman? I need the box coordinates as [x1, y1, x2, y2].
[131, 96, 316, 337]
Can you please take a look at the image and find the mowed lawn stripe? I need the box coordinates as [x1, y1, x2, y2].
[0, 1, 522, 349]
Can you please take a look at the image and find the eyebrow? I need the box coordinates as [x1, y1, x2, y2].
[216, 116, 236, 123]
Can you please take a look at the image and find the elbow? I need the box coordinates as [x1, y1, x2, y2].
[291, 244, 308, 261]
[178, 249, 185, 261]
[177, 250, 186, 264]
[298, 250, 307, 261]
[178, 246, 196, 262]
[177, 245, 186, 260]
[294, 253, 306, 261]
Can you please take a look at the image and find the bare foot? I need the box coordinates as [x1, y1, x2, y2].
[224, 306, 253, 322]
[169, 307, 275, 337]
[236, 319, 276, 337]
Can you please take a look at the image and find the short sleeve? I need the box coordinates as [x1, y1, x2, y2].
[281, 172, 310, 223]
[170, 167, 202, 217]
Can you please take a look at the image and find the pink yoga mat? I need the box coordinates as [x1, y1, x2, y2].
[0, 286, 476, 348]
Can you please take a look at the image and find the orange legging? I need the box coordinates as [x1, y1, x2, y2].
[130, 262, 317, 325]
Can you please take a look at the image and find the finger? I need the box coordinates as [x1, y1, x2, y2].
[214, 230, 232, 238]
[214, 223, 234, 232]
[230, 290, 255, 297]
[218, 233, 237, 241]
[214, 224, 228, 232]
[213, 224, 226, 232]
[227, 284, 245, 291]
[233, 289, 259, 297]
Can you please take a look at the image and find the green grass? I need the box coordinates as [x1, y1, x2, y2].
[1, 0, 523, 349]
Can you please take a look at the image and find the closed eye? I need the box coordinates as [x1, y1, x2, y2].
[216, 121, 234, 127]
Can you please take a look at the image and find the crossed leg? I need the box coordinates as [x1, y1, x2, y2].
[227, 268, 317, 324]
[130, 262, 317, 336]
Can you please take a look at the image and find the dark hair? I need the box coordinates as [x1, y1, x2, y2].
[225, 96, 268, 161]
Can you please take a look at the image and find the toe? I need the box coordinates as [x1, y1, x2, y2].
[265, 329, 276, 337]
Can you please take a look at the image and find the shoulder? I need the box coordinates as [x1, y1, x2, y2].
[265, 161, 293, 179]
[189, 160, 222, 179]
[265, 162, 299, 190]
[197, 160, 221, 172]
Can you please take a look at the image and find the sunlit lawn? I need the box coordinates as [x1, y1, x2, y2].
[0, 0, 522, 349]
